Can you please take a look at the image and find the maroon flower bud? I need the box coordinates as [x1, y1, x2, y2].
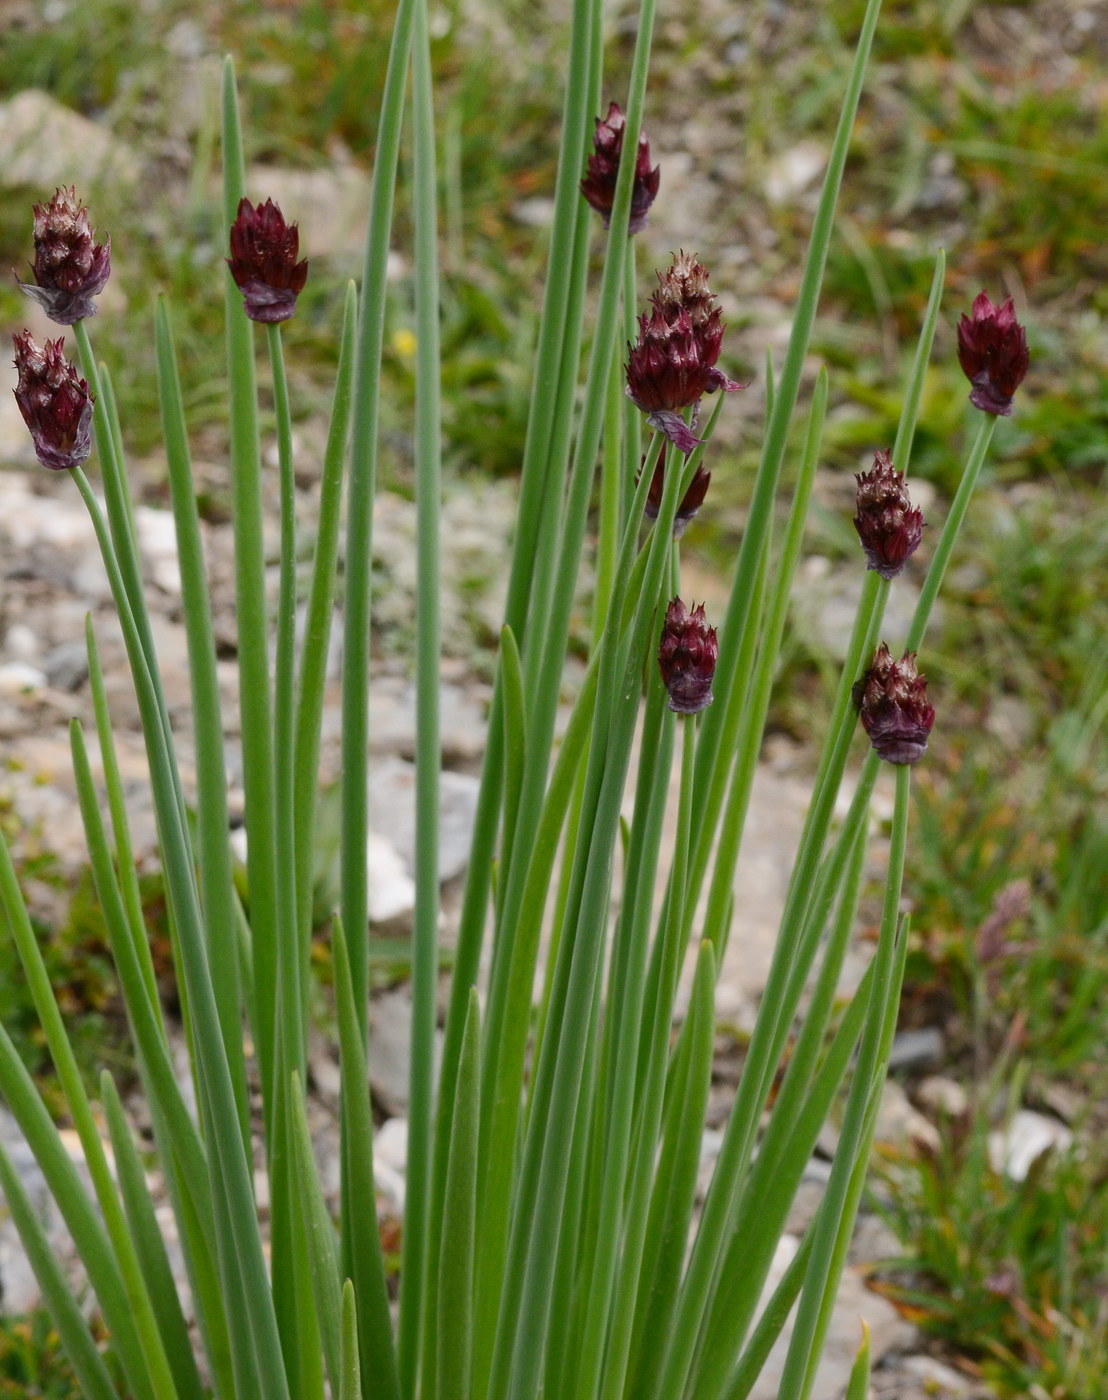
[580, 102, 660, 235]
[227, 198, 309, 324]
[852, 644, 935, 765]
[956, 291, 1029, 417]
[12, 331, 94, 472]
[658, 597, 718, 715]
[15, 187, 111, 325]
[852, 450, 924, 580]
[642, 459, 711, 537]
[626, 252, 743, 453]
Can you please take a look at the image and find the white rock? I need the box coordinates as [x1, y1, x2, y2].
[0, 474, 95, 552]
[0, 662, 47, 694]
[367, 832, 417, 923]
[0, 90, 140, 188]
[750, 1234, 914, 1400]
[135, 506, 182, 595]
[373, 1117, 408, 1211]
[764, 141, 826, 205]
[245, 163, 372, 259]
[4, 624, 39, 661]
[902, 1354, 977, 1394]
[368, 759, 480, 885]
[988, 1110, 1073, 1181]
[916, 1076, 969, 1119]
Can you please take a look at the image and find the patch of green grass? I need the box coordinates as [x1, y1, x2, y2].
[876, 1116, 1108, 1399]
[0, 1313, 83, 1398]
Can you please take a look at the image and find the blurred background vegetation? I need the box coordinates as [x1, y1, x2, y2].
[0, 0, 1105, 1394]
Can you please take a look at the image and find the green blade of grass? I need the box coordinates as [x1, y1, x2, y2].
[397, 4, 444, 1391]
[496, 625, 528, 902]
[437, 990, 481, 1400]
[340, 0, 419, 1038]
[845, 1322, 872, 1400]
[340, 1280, 364, 1400]
[597, 712, 700, 1400]
[0, 1138, 120, 1400]
[0, 743, 177, 1400]
[70, 462, 289, 1399]
[155, 297, 249, 1147]
[221, 57, 281, 1144]
[774, 768, 912, 1400]
[689, 0, 885, 825]
[84, 618, 161, 1016]
[101, 1072, 207, 1400]
[0, 1018, 157, 1400]
[290, 1068, 344, 1395]
[333, 918, 402, 1400]
[626, 938, 718, 1395]
[294, 282, 358, 964]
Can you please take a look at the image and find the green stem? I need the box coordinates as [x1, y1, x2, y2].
[222, 60, 281, 1139]
[340, 0, 419, 1041]
[905, 414, 997, 653]
[397, 2, 443, 1394]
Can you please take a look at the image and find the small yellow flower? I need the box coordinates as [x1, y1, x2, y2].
[392, 327, 417, 359]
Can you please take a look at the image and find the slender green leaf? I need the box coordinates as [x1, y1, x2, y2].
[341, 1280, 364, 1400]
[845, 1321, 871, 1400]
[0, 1138, 119, 1400]
[334, 919, 402, 1400]
[437, 990, 481, 1400]
[155, 297, 249, 1144]
[101, 1072, 207, 1400]
[290, 1069, 344, 1395]
[628, 938, 717, 1393]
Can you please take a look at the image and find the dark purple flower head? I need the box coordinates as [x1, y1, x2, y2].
[580, 102, 660, 235]
[12, 331, 94, 472]
[853, 644, 935, 765]
[956, 291, 1029, 416]
[16, 187, 111, 325]
[227, 198, 309, 323]
[658, 597, 718, 715]
[642, 458, 711, 537]
[853, 450, 924, 580]
[626, 252, 743, 453]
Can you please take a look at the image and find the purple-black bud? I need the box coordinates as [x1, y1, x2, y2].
[956, 291, 1029, 417]
[12, 331, 94, 472]
[641, 459, 711, 537]
[580, 102, 660, 235]
[227, 198, 309, 324]
[16, 187, 111, 325]
[853, 644, 935, 765]
[626, 252, 743, 453]
[852, 450, 924, 580]
[658, 597, 717, 715]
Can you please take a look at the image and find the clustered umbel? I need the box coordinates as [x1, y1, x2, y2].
[625, 252, 742, 453]
[956, 291, 1029, 417]
[658, 597, 718, 715]
[853, 645, 935, 765]
[642, 459, 711, 538]
[580, 102, 660, 235]
[11, 332, 94, 472]
[227, 197, 309, 323]
[852, 450, 923, 579]
[15, 186, 111, 325]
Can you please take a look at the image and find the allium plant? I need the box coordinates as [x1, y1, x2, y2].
[0, 0, 1029, 1398]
